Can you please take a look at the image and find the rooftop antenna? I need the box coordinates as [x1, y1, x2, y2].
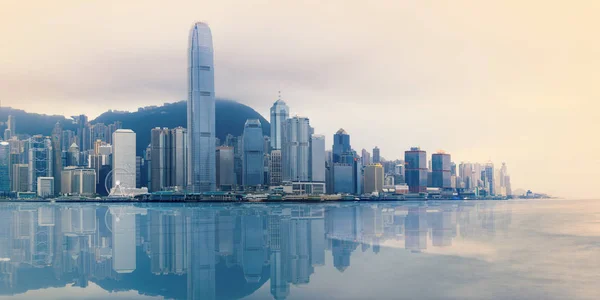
[278, 90, 281, 100]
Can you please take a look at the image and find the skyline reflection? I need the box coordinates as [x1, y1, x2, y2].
[0, 202, 512, 299]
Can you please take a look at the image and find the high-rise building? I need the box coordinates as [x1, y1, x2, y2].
[404, 147, 427, 193]
[73, 114, 89, 151]
[242, 119, 264, 188]
[61, 167, 96, 196]
[12, 164, 28, 192]
[282, 116, 311, 182]
[484, 163, 495, 195]
[432, 152, 451, 189]
[150, 127, 171, 192]
[332, 164, 354, 194]
[216, 146, 235, 191]
[28, 135, 52, 193]
[67, 143, 80, 167]
[61, 130, 75, 150]
[332, 129, 351, 163]
[270, 96, 289, 150]
[269, 150, 282, 186]
[363, 163, 384, 194]
[361, 149, 371, 166]
[51, 122, 62, 196]
[187, 22, 216, 193]
[112, 129, 136, 190]
[7, 115, 16, 138]
[372, 147, 381, 164]
[37, 177, 54, 197]
[310, 134, 326, 183]
[0, 142, 10, 193]
[171, 127, 187, 189]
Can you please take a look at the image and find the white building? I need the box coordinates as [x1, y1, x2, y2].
[37, 177, 54, 197]
[112, 129, 136, 190]
[310, 134, 326, 182]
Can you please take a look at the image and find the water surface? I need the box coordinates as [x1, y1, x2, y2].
[0, 199, 597, 299]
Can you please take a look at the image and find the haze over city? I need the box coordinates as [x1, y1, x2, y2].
[1, 0, 598, 198]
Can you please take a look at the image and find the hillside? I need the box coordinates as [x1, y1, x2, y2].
[0, 99, 270, 155]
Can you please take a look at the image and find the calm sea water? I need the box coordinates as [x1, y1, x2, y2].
[0, 199, 597, 300]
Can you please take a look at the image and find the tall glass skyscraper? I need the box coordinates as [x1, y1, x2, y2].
[282, 117, 311, 182]
[242, 120, 264, 188]
[187, 22, 216, 192]
[28, 135, 52, 193]
[0, 142, 10, 193]
[270, 98, 289, 151]
[332, 129, 351, 163]
[432, 152, 451, 189]
[405, 147, 427, 193]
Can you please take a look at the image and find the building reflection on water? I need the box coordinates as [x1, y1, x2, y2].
[0, 202, 511, 299]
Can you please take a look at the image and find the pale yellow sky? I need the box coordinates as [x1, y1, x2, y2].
[0, 0, 598, 197]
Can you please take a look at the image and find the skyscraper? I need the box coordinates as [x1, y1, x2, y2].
[484, 163, 495, 195]
[28, 135, 52, 193]
[332, 129, 351, 163]
[150, 127, 171, 192]
[7, 115, 16, 138]
[242, 119, 264, 188]
[171, 127, 187, 189]
[361, 149, 371, 166]
[270, 96, 289, 150]
[432, 152, 451, 189]
[216, 146, 235, 191]
[363, 164, 384, 194]
[51, 122, 62, 195]
[269, 150, 282, 186]
[188, 22, 216, 192]
[372, 147, 381, 164]
[404, 147, 427, 193]
[112, 129, 136, 190]
[0, 142, 10, 193]
[310, 134, 326, 183]
[283, 117, 311, 182]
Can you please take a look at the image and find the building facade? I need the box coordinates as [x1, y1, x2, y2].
[431, 152, 451, 189]
[404, 147, 427, 193]
[112, 129, 136, 190]
[363, 163, 384, 194]
[242, 119, 264, 188]
[309, 134, 326, 183]
[216, 146, 235, 191]
[270, 98, 289, 151]
[282, 117, 311, 182]
[187, 22, 216, 192]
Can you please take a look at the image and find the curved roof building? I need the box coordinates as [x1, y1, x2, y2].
[188, 22, 216, 192]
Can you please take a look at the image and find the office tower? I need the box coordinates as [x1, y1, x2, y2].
[135, 156, 142, 188]
[325, 150, 333, 194]
[12, 164, 28, 192]
[171, 127, 187, 189]
[332, 164, 354, 194]
[67, 143, 80, 167]
[51, 122, 62, 195]
[187, 22, 216, 193]
[112, 129, 136, 189]
[61, 130, 75, 150]
[89, 123, 108, 149]
[394, 162, 405, 184]
[28, 135, 52, 193]
[485, 163, 495, 195]
[361, 149, 371, 166]
[310, 134, 326, 183]
[7, 115, 15, 138]
[432, 152, 451, 189]
[0, 142, 9, 193]
[73, 114, 89, 151]
[242, 119, 264, 188]
[372, 146, 381, 164]
[363, 163, 384, 194]
[459, 162, 473, 189]
[505, 175, 512, 196]
[61, 168, 96, 196]
[216, 146, 235, 190]
[151, 127, 171, 191]
[3, 129, 10, 141]
[37, 177, 54, 197]
[332, 129, 351, 163]
[404, 147, 427, 193]
[282, 116, 311, 182]
[270, 96, 289, 150]
[270, 150, 282, 186]
[234, 136, 243, 186]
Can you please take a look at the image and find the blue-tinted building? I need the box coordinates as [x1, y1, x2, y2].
[332, 129, 351, 163]
[432, 152, 451, 189]
[188, 22, 216, 192]
[0, 142, 10, 193]
[332, 164, 354, 194]
[28, 135, 53, 193]
[485, 163, 495, 195]
[405, 147, 427, 193]
[242, 119, 264, 188]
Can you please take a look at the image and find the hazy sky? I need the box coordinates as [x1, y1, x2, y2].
[0, 0, 598, 198]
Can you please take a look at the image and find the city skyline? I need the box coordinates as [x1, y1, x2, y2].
[0, 1, 597, 198]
